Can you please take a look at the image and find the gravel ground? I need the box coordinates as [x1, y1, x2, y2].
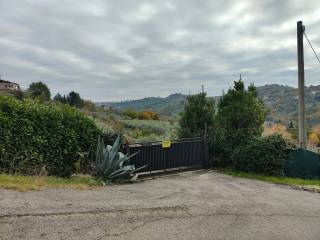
[0, 170, 320, 240]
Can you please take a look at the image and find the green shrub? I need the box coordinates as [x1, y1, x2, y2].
[0, 96, 101, 177]
[208, 128, 252, 167]
[208, 128, 232, 166]
[232, 135, 293, 176]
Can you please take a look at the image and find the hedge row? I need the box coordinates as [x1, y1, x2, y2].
[209, 129, 294, 176]
[232, 135, 293, 176]
[0, 96, 101, 177]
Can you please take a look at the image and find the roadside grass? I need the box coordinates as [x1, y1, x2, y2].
[220, 169, 320, 187]
[0, 174, 102, 192]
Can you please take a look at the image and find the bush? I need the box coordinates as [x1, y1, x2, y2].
[123, 108, 160, 120]
[0, 96, 101, 177]
[123, 108, 137, 119]
[232, 135, 293, 176]
[208, 128, 232, 166]
[208, 127, 252, 167]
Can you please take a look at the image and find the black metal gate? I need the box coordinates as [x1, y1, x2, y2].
[126, 137, 208, 173]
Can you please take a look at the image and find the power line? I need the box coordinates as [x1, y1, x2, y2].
[303, 31, 320, 65]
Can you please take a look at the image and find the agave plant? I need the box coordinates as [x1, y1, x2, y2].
[92, 136, 146, 183]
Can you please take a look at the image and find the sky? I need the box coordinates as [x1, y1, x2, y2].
[1, 0, 320, 101]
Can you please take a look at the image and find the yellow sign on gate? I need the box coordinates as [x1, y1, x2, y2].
[162, 140, 171, 148]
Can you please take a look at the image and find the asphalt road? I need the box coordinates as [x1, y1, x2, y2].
[0, 170, 320, 240]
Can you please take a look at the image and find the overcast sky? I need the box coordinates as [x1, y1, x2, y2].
[1, 0, 320, 101]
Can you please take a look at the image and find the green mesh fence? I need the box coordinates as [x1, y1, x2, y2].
[284, 148, 320, 179]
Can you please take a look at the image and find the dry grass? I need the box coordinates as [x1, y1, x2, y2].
[0, 174, 101, 192]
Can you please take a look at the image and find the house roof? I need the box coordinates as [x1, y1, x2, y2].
[0, 79, 19, 85]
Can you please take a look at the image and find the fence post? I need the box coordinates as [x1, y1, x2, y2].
[203, 123, 209, 168]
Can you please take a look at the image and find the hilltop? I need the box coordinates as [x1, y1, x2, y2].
[97, 93, 187, 118]
[97, 84, 320, 125]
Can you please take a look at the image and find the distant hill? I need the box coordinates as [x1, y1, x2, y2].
[97, 93, 187, 117]
[257, 84, 320, 125]
[97, 84, 320, 125]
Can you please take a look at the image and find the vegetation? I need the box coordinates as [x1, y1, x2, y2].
[28, 81, 51, 101]
[220, 169, 320, 188]
[120, 119, 176, 140]
[53, 91, 85, 108]
[208, 128, 230, 166]
[0, 81, 173, 186]
[123, 108, 160, 120]
[263, 123, 294, 141]
[0, 96, 101, 177]
[232, 135, 294, 176]
[209, 79, 266, 165]
[308, 125, 320, 146]
[99, 84, 320, 127]
[4, 89, 25, 100]
[91, 136, 146, 183]
[91, 109, 177, 143]
[2, 77, 320, 188]
[257, 84, 320, 126]
[98, 93, 187, 117]
[178, 92, 214, 138]
[0, 174, 100, 192]
[216, 80, 265, 144]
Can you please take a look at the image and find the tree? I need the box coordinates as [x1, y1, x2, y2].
[66, 91, 84, 108]
[28, 82, 51, 101]
[123, 108, 138, 119]
[216, 79, 266, 146]
[248, 83, 258, 97]
[209, 79, 266, 166]
[7, 89, 25, 100]
[123, 108, 160, 120]
[178, 92, 215, 138]
[54, 92, 86, 109]
[53, 93, 67, 104]
[309, 132, 319, 146]
[142, 110, 153, 120]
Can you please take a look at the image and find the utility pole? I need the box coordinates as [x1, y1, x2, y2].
[297, 21, 307, 149]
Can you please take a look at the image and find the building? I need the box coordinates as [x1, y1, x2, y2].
[0, 79, 20, 91]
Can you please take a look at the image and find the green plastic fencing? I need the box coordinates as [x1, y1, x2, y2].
[284, 148, 320, 179]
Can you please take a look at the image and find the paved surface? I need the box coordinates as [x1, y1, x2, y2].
[0, 170, 320, 240]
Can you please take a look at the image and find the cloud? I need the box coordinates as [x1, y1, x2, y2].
[0, 0, 320, 101]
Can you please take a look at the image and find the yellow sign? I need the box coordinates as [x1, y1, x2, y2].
[162, 140, 171, 148]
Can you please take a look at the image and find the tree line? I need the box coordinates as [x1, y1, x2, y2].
[177, 78, 292, 176]
[8, 81, 96, 111]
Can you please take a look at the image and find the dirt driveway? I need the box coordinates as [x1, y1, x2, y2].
[0, 170, 320, 240]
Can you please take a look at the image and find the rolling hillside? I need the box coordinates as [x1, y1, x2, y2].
[97, 93, 187, 117]
[258, 84, 320, 125]
[97, 84, 320, 125]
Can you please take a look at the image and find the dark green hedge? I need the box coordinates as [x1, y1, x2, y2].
[232, 135, 293, 176]
[0, 96, 101, 177]
[208, 128, 232, 166]
[208, 128, 251, 167]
